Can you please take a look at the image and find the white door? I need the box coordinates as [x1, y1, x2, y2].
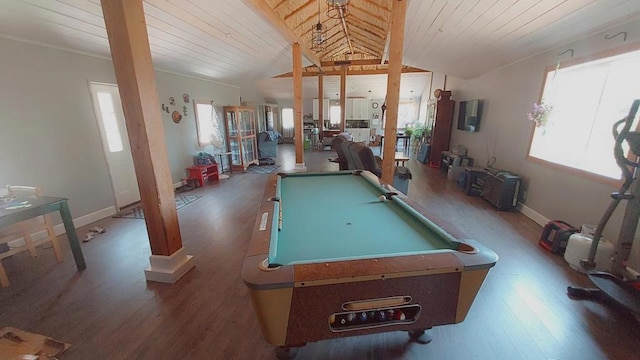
[89, 82, 140, 209]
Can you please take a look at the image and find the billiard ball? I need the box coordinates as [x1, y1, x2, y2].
[379, 195, 386, 202]
[394, 310, 406, 321]
[329, 314, 336, 324]
[386, 309, 395, 319]
[347, 312, 356, 323]
[359, 312, 368, 322]
[375, 311, 386, 322]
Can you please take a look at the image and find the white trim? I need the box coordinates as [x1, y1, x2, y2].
[144, 248, 195, 283]
[7, 206, 117, 248]
[294, 163, 307, 172]
[516, 203, 550, 227]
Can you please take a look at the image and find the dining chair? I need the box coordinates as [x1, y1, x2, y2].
[0, 185, 63, 287]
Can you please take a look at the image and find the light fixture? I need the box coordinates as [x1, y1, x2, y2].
[326, 0, 350, 19]
[311, 0, 326, 51]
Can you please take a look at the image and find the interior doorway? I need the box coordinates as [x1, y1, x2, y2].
[89, 82, 140, 209]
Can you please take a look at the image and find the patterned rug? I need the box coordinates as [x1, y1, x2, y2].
[112, 194, 201, 219]
[245, 164, 281, 174]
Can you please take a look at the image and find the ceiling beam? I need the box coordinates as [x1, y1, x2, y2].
[339, 7, 354, 55]
[321, 59, 384, 66]
[272, 66, 429, 78]
[242, 0, 321, 66]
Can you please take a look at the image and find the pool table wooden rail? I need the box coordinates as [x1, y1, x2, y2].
[242, 171, 498, 348]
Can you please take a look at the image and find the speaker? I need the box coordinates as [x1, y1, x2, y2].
[481, 171, 521, 210]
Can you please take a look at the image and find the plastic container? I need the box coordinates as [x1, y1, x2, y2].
[564, 233, 614, 273]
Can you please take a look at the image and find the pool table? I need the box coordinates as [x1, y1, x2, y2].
[242, 171, 498, 356]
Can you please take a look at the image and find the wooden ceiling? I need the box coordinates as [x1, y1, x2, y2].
[270, 0, 391, 62]
[2, 1, 640, 101]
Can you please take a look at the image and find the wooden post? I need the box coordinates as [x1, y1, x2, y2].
[293, 43, 306, 171]
[340, 65, 346, 132]
[381, 0, 407, 184]
[318, 73, 324, 140]
[101, 0, 194, 283]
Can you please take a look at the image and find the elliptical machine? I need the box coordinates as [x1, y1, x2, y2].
[567, 99, 640, 318]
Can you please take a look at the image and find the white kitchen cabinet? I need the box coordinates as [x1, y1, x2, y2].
[346, 98, 368, 119]
[349, 128, 371, 144]
[312, 99, 330, 121]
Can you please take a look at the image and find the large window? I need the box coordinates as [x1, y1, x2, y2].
[194, 100, 224, 147]
[529, 48, 640, 179]
[329, 105, 341, 125]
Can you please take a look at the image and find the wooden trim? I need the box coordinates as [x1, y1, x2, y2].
[525, 42, 640, 187]
[321, 59, 384, 66]
[526, 155, 621, 187]
[318, 73, 324, 137]
[381, 0, 407, 184]
[272, 66, 429, 78]
[340, 65, 346, 131]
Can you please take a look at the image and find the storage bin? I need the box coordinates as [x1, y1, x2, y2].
[564, 233, 614, 273]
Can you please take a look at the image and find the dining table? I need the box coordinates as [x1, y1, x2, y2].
[0, 195, 86, 271]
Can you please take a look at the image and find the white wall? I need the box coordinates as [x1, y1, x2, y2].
[0, 37, 240, 221]
[446, 18, 640, 255]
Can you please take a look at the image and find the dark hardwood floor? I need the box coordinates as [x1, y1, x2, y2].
[1, 144, 638, 359]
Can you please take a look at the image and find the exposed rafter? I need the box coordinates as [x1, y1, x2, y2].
[273, 65, 430, 78]
[242, 0, 321, 66]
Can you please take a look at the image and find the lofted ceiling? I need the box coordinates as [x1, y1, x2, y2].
[1, 1, 640, 102]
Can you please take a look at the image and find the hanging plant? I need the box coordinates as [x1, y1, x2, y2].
[528, 102, 553, 128]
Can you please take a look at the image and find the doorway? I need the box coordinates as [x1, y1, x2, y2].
[89, 82, 140, 209]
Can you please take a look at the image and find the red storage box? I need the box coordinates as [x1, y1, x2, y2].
[539, 220, 579, 254]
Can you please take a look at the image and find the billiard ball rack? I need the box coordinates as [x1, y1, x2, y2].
[328, 304, 421, 332]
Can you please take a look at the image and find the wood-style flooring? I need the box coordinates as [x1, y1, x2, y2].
[0, 144, 638, 360]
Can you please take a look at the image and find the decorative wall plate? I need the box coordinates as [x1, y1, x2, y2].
[172, 111, 182, 123]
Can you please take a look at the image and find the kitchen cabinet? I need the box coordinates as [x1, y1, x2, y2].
[345, 98, 368, 119]
[312, 99, 330, 121]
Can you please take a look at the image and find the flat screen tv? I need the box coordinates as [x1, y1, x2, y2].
[457, 99, 482, 132]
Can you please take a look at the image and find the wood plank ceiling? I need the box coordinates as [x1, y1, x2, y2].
[271, 0, 391, 62]
[1, 1, 640, 101]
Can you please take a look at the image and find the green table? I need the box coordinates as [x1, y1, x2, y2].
[1, 196, 86, 271]
[243, 171, 497, 354]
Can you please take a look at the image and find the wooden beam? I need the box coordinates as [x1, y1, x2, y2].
[381, 0, 407, 184]
[340, 65, 346, 132]
[100, 0, 182, 257]
[339, 8, 354, 55]
[320, 59, 383, 66]
[272, 66, 428, 78]
[293, 43, 305, 167]
[243, 0, 321, 66]
[318, 73, 324, 139]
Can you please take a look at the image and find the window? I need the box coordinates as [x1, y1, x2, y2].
[96, 92, 123, 152]
[398, 102, 416, 128]
[281, 108, 294, 137]
[529, 48, 640, 179]
[383, 102, 416, 129]
[194, 100, 224, 147]
[329, 105, 341, 125]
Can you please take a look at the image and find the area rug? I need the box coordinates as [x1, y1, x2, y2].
[112, 194, 201, 219]
[245, 164, 281, 174]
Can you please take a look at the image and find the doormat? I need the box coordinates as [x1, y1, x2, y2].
[245, 164, 280, 174]
[112, 194, 201, 219]
[0, 327, 70, 359]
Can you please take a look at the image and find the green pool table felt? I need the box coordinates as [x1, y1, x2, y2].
[269, 172, 457, 266]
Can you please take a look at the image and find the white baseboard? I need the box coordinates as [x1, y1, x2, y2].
[8, 206, 117, 247]
[517, 203, 549, 227]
